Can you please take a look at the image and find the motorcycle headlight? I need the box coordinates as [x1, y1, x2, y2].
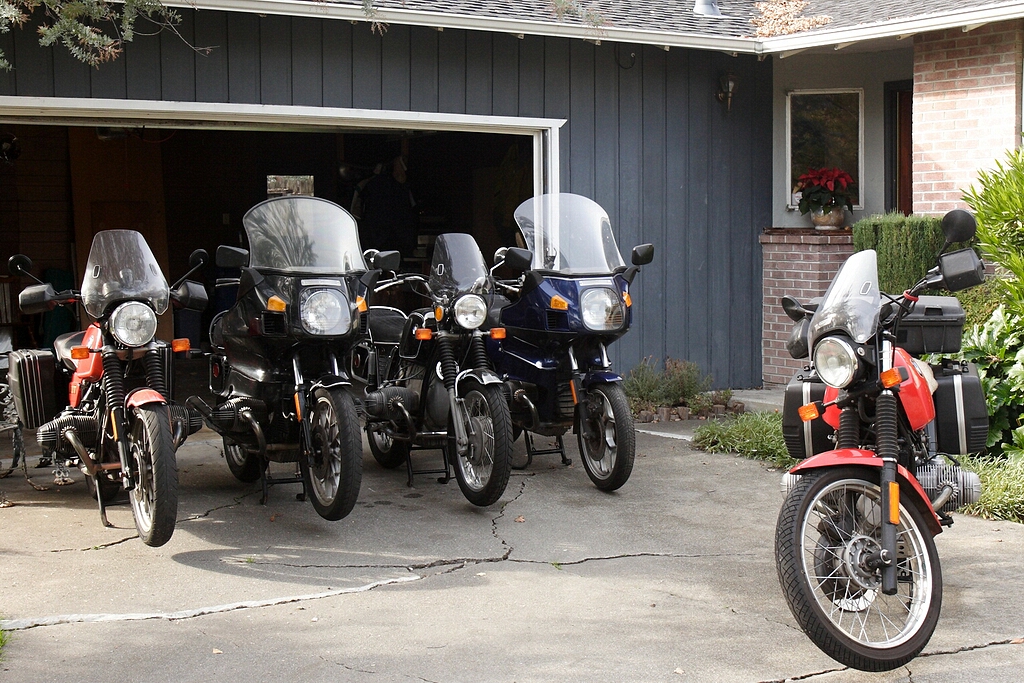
[300, 289, 351, 335]
[581, 288, 624, 331]
[453, 294, 488, 330]
[109, 301, 158, 347]
[813, 337, 859, 389]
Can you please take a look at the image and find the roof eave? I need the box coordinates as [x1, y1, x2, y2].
[177, 0, 764, 53]
[760, 4, 1024, 53]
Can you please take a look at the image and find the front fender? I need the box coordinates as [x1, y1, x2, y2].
[310, 374, 351, 392]
[581, 371, 621, 388]
[126, 387, 167, 409]
[790, 449, 942, 535]
[455, 368, 502, 395]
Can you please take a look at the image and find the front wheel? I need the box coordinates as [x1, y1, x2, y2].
[448, 380, 513, 506]
[775, 467, 942, 671]
[367, 428, 409, 469]
[223, 438, 262, 482]
[128, 405, 178, 547]
[301, 388, 363, 521]
[576, 383, 635, 491]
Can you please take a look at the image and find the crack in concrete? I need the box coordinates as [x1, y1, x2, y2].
[51, 534, 138, 552]
[179, 490, 259, 523]
[510, 550, 759, 567]
[918, 636, 1023, 657]
[490, 478, 527, 561]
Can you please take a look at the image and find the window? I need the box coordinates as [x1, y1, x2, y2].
[787, 89, 863, 209]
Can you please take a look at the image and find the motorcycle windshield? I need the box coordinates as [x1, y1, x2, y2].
[513, 193, 626, 275]
[81, 230, 170, 318]
[243, 196, 366, 274]
[429, 233, 489, 297]
[808, 249, 881, 346]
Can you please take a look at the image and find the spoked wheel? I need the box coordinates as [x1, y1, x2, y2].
[223, 438, 262, 482]
[367, 428, 409, 469]
[301, 388, 362, 521]
[576, 383, 635, 491]
[128, 405, 178, 547]
[775, 467, 942, 671]
[448, 380, 513, 507]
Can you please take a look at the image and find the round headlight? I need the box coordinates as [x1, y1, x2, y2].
[109, 301, 158, 347]
[813, 337, 859, 389]
[453, 294, 488, 330]
[581, 288, 624, 331]
[300, 289, 351, 335]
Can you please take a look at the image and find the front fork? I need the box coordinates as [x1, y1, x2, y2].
[438, 332, 469, 455]
[101, 347, 135, 491]
[875, 340, 901, 595]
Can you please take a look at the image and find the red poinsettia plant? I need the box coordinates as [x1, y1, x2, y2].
[795, 167, 855, 215]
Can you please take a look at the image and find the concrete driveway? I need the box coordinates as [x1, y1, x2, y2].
[0, 422, 1021, 682]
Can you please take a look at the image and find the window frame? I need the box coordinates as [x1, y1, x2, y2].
[786, 88, 865, 211]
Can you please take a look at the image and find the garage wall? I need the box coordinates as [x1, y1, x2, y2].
[0, 11, 773, 388]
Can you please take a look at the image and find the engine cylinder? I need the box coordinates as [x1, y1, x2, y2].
[36, 414, 98, 453]
[916, 461, 982, 514]
[363, 386, 418, 419]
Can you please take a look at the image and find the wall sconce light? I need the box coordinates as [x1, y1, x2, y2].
[717, 72, 737, 112]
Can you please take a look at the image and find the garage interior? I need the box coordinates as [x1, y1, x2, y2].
[0, 123, 535, 362]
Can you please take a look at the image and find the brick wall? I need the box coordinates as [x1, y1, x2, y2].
[759, 229, 855, 387]
[913, 21, 1024, 214]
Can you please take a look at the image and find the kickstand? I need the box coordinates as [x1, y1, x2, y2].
[521, 433, 570, 469]
[95, 477, 112, 528]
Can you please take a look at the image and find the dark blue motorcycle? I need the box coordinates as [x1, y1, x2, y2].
[488, 193, 653, 491]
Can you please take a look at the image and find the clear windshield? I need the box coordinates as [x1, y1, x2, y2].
[81, 230, 169, 318]
[429, 233, 489, 298]
[808, 249, 881, 346]
[243, 196, 366, 274]
[513, 193, 626, 275]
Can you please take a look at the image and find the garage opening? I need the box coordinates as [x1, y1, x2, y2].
[1, 122, 541, 356]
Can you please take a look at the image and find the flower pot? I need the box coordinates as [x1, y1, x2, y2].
[809, 207, 846, 229]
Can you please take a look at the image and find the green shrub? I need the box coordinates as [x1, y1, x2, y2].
[955, 277, 1003, 329]
[852, 213, 948, 293]
[623, 357, 712, 413]
[623, 357, 662, 414]
[955, 306, 1024, 456]
[959, 454, 1024, 523]
[693, 411, 796, 469]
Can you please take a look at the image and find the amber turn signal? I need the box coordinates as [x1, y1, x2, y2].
[434, 306, 444, 321]
[489, 328, 506, 339]
[171, 338, 191, 353]
[356, 296, 367, 313]
[414, 327, 433, 340]
[293, 392, 303, 422]
[880, 367, 903, 388]
[798, 403, 820, 422]
[70, 346, 90, 360]
[888, 481, 901, 525]
[267, 295, 287, 312]
[549, 295, 569, 311]
[623, 291, 632, 307]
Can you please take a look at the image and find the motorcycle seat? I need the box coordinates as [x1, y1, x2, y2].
[53, 330, 86, 371]
[367, 306, 408, 344]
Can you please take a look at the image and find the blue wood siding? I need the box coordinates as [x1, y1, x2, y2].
[1, 11, 773, 387]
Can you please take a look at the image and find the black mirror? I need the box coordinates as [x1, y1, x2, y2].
[372, 250, 401, 272]
[172, 281, 209, 312]
[188, 249, 209, 270]
[8, 254, 32, 277]
[941, 209, 977, 245]
[780, 295, 810, 322]
[631, 244, 654, 266]
[18, 283, 57, 315]
[939, 247, 985, 292]
[502, 247, 533, 273]
[786, 318, 811, 360]
[216, 245, 249, 269]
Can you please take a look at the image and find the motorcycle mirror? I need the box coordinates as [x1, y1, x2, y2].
[938, 247, 986, 292]
[216, 245, 249, 269]
[172, 280, 210, 312]
[940, 209, 976, 246]
[780, 295, 810, 322]
[493, 247, 508, 265]
[188, 249, 209, 270]
[8, 254, 32, 277]
[373, 250, 401, 272]
[502, 247, 533, 273]
[631, 244, 655, 266]
[785, 318, 811, 360]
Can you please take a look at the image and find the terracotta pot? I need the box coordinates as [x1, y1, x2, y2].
[809, 206, 846, 229]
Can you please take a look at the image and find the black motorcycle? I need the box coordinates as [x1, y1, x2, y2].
[189, 195, 396, 521]
[350, 233, 523, 506]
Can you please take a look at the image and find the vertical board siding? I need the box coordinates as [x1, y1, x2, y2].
[5, 10, 773, 387]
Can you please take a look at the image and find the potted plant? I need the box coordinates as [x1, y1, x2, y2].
[794, 167, 855, 229]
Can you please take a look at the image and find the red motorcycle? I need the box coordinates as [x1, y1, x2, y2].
[7, 230, 207, 546]
[775, 209, 988, 671]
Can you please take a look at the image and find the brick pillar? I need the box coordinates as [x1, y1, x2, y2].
[913, 21, 1024, 214]
[759, 229, 855, 387]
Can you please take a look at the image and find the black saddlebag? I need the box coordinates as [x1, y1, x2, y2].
[8, 349, 60, 429]
[931, 360, 988, 455]
[782, 372, 834, 461]
[896, 296, 965, 355]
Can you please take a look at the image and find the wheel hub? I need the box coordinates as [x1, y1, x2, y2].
[842, 534, 883, 591]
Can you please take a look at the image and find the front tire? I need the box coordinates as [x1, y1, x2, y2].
[128, 405, 178, 547]
[448, 380, 513, 506]
[775, 467, 942, 671]
[301, 388, 362, 521]
[576, 383, 635, 491]
[367, 429, 409, 469]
